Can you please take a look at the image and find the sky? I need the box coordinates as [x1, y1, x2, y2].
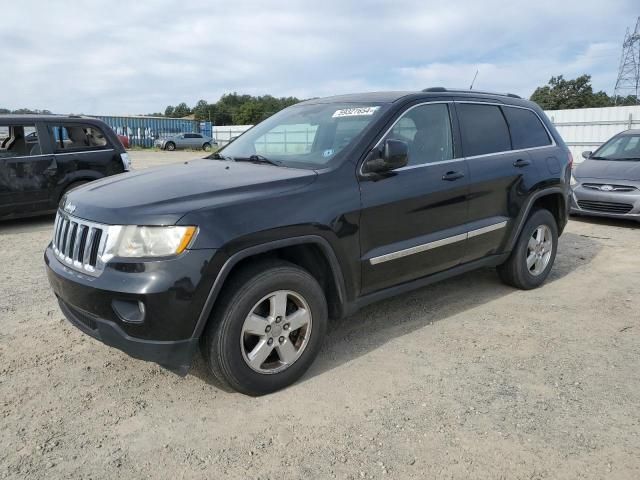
[0, 0, 637, 115]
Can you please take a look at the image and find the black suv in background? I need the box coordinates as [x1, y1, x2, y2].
[45, 89, 571, 395]
[0, 115, 130, 220]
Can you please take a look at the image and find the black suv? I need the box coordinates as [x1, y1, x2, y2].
[45, 89, 571, 395]
[1, 115, 130, 220]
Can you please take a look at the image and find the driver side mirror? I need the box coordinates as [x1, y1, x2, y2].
[363, 139, 409, 174]
[582, 151, 592, 159]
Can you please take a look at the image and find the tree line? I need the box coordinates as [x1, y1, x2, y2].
[2, 76, 637, 122]
[162, 93, 301, 125]
[530, 75, 638, 109]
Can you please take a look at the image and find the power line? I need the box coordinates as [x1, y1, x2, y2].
[613, 16, 640, 103]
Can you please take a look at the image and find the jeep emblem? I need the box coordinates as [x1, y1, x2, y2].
[64, 202, 76, 214]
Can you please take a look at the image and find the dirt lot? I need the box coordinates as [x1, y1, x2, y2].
[1, 151, 639, 479]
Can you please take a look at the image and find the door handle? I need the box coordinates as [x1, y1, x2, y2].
[442, 171, 464, 181]
[513, 158, 531, 168]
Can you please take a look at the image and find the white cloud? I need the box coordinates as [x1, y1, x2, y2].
[0, 0, 635, 114]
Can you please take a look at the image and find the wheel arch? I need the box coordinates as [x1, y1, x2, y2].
[192, 236, 348, 339]
[505, 187, 568, 252]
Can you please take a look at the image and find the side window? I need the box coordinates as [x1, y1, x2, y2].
[385, 103, 453, 165]
[0, 124, 42, 157]
[457, 103, 511, 157]
[503, 107, 551, 149]
[48, 124, 108, 152]
[254, 123, 318, 155]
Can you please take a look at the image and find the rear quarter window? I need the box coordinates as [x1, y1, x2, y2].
[48, 124, 110, 152]
[503, 107, 551, 149]
[457, 103, 511, 157]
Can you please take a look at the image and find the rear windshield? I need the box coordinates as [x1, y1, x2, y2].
[592, 134, 640, 161]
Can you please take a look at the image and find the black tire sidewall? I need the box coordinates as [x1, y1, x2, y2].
[513, 209, 558, 288]
[212, 266, 327, 395]
[202, 143, 211, 151]
[166, 142, 175, 151]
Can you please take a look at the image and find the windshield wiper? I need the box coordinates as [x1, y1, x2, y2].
[208, 152, 233, 161]
[234, 154, 282, 166]
[590, 156, 609, 160]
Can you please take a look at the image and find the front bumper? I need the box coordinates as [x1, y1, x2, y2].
[45, 245, 219, 373]
[570, 184, 640, 222]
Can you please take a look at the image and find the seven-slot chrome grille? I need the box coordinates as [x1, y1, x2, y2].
[52, 211, 107, 276]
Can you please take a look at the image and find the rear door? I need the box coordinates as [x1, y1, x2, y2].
[47, 122, 121, 192]
[456, 102, 549, 263]
[359, 101, 470, 294]
[0, 122, 58, 217]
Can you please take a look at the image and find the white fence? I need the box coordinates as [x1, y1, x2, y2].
[212, 106, 640, 162]
[545, 106, 640, 163]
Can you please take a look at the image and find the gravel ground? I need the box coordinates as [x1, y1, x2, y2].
[1, 151, 639, 479]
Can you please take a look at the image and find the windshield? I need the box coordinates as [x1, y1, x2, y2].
[591, 134, 640, 161]
[217, 102, 388, 168]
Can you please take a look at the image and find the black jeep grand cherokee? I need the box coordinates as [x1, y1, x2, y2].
[46, 89, 571, 395]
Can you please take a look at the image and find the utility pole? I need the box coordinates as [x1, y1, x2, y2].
[613, 16, 640, 104]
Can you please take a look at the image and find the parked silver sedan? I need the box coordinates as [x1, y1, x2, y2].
[154, 133, 216, 151]
[570, 129, 640, 222]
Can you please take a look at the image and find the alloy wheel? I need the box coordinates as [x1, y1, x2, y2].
[240, 290, 312, 374]
[526, 225, 553, 276]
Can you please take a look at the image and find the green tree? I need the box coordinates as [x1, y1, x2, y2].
[164, 105, 175, 117]
[530, 75, 615, 109]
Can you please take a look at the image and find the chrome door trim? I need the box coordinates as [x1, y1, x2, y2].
[369, 220, 508, 265]
[467, 220, 508, 238]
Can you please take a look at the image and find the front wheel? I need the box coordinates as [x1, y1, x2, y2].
[165, 142, 176, 151]
[498, 209, 558, 290]
[203, 260, 328, 395]
[202, 142, 212, 151]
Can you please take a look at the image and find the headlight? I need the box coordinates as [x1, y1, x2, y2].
[102, 225, 197, 260]
[570, 173, 578, 186]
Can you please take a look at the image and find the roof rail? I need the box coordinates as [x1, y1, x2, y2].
[422, 87, 521, 99]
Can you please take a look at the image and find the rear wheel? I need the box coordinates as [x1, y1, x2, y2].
[165, 142, 176, 151]
[203, 260, 327, 395]
[498, 209, 558, 289]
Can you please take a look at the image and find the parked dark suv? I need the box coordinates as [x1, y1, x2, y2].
[45, 89, 571, 395]
[0, 115, 130, 220]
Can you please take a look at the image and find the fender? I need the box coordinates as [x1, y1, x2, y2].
[191, 235, 348, 339]
[505, 186, 567, 252]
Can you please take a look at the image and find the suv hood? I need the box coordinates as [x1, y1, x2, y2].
[65, 159, 317, 225]
[576, 159, 640, 181]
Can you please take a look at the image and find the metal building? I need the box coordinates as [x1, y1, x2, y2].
[93, 115, 200, 148]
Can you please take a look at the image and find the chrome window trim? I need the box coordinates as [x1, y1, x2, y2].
[0, 148, 115, 159]
[368, 220, 507, 265]
[454, 100, 557, 155]
[359, 100, 558, 177]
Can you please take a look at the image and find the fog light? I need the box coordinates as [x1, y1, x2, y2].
[112, 299, 146, 324]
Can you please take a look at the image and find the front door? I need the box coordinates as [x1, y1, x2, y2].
[359, 102, 469, 295]
[0, 123, 57, 217]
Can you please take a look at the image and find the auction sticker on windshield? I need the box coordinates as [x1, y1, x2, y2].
[332, 106, 380, 118]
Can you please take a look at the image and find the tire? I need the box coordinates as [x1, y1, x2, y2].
[202, 142, 212, 152]
[498, 209, 558, 290]
[165, 142, 176, 151]
[203, 260, 328, 395]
